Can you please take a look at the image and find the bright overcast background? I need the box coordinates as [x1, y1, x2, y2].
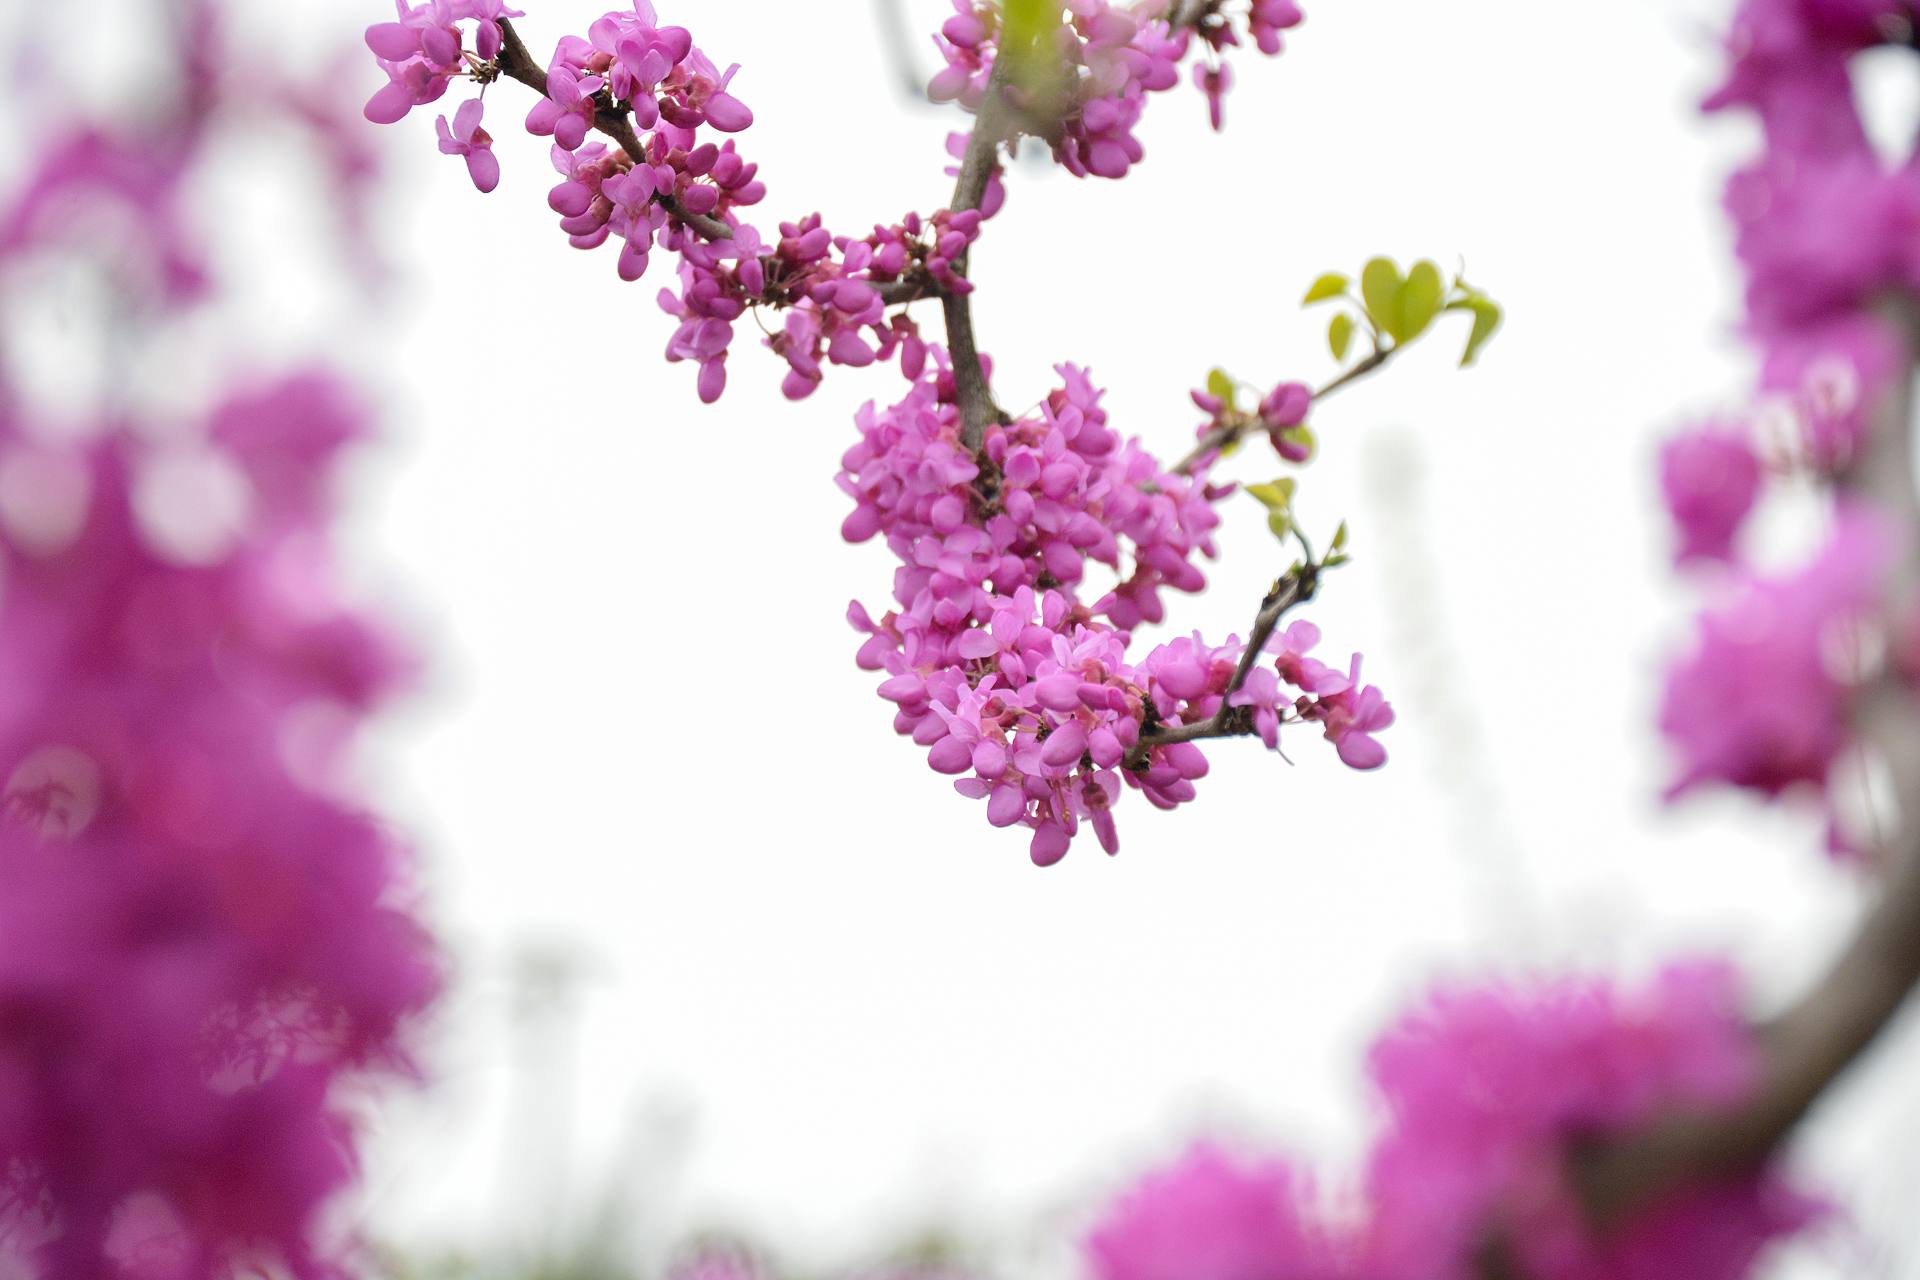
[148, 0, 1920, 1274]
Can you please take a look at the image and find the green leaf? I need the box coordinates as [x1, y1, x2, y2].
[1302, 273, 1349, 305]
[1397, 260, 1444, 343]
[1460, 298, 1503, 367]
[1206, 367, 1237, 410]
[1359, 258, 1403, 335]
[1246, 478, 1296, 510]
[1331, 520, 1349, 552]
[1328, 312, 1355, 362]
[1267, 511, 1293, 541]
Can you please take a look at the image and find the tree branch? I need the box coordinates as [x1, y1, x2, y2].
[944, 55, 1017, 453]
[1569, 305, 1920, 1231]
[1127, 564, 1319, 764]
[1172, 347, 1396, 477]
[942, 4, 1221, 454]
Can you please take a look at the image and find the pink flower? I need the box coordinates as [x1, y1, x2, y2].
[435, 98, 500, 193]
[363, 54, 451, 125]
[1086, 1143, 1344, 1280]
[1362, 963, 1819, 1280]
[526, 62, 604, 153]
[1227, 667, 1283, 748]
[1660, 504, 1892, 802]
[603, 164, 668, 280]
[1316, 657, 1394, 770]
[1660, 425, 1762, 565]
[1194, 62, 1233, 131]
[1250, 0, 1305, 54]
[0, 377, 438, 1280]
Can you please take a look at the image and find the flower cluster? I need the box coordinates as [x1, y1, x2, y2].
[1085, 966, 1818, 1280]
[1360, 963, 1817, 1280]
[1, 8, 440, 1274]
[365, 1, 1378, 866]
[653, 199, 993, 404]
[367, 0, 768, 270]
[366, 0, 524, 128]
[0, 383, 439, 1280]
[932, 0, 1303, 174]
[368, 5, 1018, 408]
[364, 1, 1309, 410]
[1661, 505, 1891, 805]
[842, 363, 1389, 865]
[1657, 0, 1920, 833]
[1086, 1143, 1340, 1280]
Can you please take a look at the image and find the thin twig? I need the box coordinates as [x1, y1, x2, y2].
[1127, 564, 1319, 763]
[1171, 348, 1396, 477]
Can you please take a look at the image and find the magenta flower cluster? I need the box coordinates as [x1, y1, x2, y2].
[1656, 0, 1920, 845]
[1661, 505, 1892, 808]
[1085, 966, 1818, 1280]
[366, 0, 1291, 405]
[0, 8, 440, 1274]
[368, 3, 1011, 406]
[1086, 1143, 1340, 1280]
[366, 0, 524, 127]
[932, 0, 1303, 174]
[363, 0, 1369, 866]
[0, 381, 438, 1280]
[842, 362, 1390, 865]
[661, 202, 986, 405]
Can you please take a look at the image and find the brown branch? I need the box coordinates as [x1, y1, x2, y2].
[1126, 564, 1319, 765]
[1572, 810, 1920, 1226]
[1168, 0, 1221, 33]
[944, 54, 1017, 453]
[1569, 306, 1920, 1232]
[1172, 347, 1396, 477]
[942, 2, 1222, 454]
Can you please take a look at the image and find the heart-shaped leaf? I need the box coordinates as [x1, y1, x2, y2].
[1397, 260, 1444, 343]
[1359, 258, 1403, 335]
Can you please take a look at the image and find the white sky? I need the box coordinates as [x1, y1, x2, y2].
[28, 0, 1918, 1275]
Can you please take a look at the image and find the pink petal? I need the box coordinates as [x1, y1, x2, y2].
[703, 91, 753, 133]
[453, 97, 486, 142]
[365, 23, 419, 60]
[466, 147, 501, 194]
[1029, 824, 1071, 867]
[365, 81, 416, 125]
[1336, 733, 1387, 771]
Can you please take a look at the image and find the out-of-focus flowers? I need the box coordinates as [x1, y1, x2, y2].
[2, 5, 439, 1275]
[1086, 966, 1818, 1280]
